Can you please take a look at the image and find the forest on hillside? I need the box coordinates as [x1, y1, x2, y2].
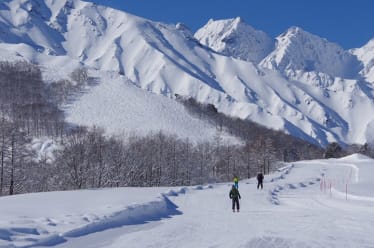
[0, 61, 372, 196]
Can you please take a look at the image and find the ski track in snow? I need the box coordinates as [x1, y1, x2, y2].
[268, 163, 323, 206]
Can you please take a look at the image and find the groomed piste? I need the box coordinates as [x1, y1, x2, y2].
[0, 154, 374, 248]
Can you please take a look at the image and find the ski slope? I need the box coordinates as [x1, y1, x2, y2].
[64, 70, 238, 144]
[1, 154, 374, 248]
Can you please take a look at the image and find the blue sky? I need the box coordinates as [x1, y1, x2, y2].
[90, 0, 373, 49]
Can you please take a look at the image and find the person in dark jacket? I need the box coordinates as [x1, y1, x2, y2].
[257, 172, 264, 189]
[229, 185, 241, 212]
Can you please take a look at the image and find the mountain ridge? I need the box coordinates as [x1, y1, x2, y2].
[1, 0, 374, 147]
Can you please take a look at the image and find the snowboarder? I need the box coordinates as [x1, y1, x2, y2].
[229, 185, 241, 212]
[257, 172, 264, 189]
[233, 175, 239, 189]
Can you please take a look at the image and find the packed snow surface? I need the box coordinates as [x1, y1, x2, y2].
[1, 154, 374, 247]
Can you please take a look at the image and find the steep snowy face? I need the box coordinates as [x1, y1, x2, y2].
[194, 17, 274, 63]
[260, 27, 362, 79]
[0, 0, 66, 55]
[0, 0, 149, 70]
[352, 38, 374, 83]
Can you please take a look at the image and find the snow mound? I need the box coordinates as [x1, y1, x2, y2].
[5, 195, 181, 247]
[63, 195, 181, 238]
[0, 187, 179, 247]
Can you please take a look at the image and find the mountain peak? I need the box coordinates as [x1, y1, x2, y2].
[352, 38, 374, 82]
[261, 27, 361, 78]
[195, 17, 274, 63]
[206, 16, 242, 26]
[176, 22, 193, 35]
[359, 37, 374, 51]
[278, 26, 326, 45]
[231, 16, 244, 26]
[176, 22, 197, 42]
[285, 26, 304, 34]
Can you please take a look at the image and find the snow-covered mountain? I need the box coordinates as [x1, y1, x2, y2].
[0, 0, 374, 147]
[194, 17, 274, 63]
[352, 38, 374, 83]
[260, 27, 362, 79]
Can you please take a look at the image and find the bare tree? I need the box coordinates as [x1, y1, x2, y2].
[70, 67, 88, 87]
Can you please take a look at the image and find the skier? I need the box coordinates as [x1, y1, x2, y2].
[229, 185, 241, 212]
[233, 175, 239, 189]
[257, 172, 264, 189]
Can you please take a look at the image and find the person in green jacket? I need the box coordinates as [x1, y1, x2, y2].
[229, 185, 241, 212]
[233, 176, 239, 189]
